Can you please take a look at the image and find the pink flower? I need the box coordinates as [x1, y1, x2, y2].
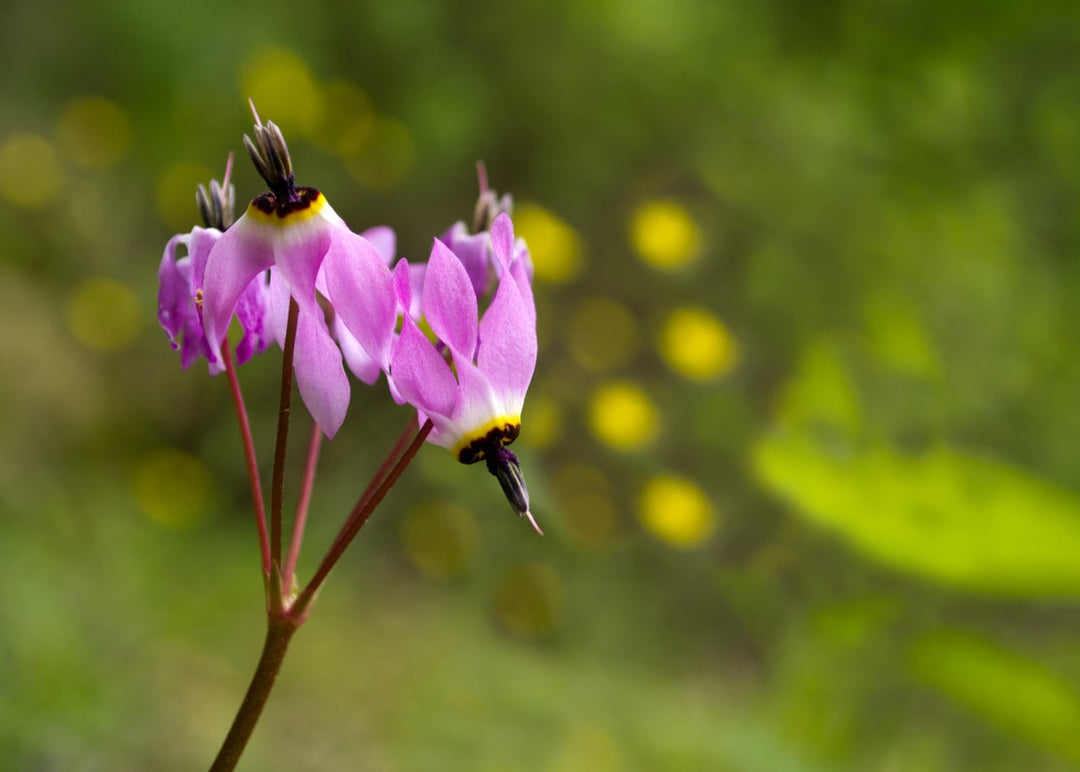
[201, 117, 397, 438]
[157, 172, 270, 374]
[390, 212, 541, 532]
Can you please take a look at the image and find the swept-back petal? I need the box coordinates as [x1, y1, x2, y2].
[292, 310, 351, 438]
[234, 272, 270, 365]
[390, 316, 459, 420]
[449, 351, 502, 436]
[266, 267, 291, 347]
[361, 225, 396, 265]
[440, 221, 490, 297]
[477, 269, 536, 413]
[269, 214, 333, 328]
[323, 230, 397, 372]
[203, 216, 276, 359]
[490, 212, 515, 269]
[333, 314, 382, 385]
[157, 234, 191, 344]
[187, 226, 221, 287]
[509, 252, 536, 328]
[423, 239, 478, 359]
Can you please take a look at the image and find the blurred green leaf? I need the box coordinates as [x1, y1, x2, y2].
[911, 631, 1080, 763]
[754, 431, 1080, 596]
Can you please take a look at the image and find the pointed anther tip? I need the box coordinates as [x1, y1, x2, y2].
[247, 97, 262, 126]
[524, 510, 544, 536]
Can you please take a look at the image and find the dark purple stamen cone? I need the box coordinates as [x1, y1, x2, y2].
[485, 445, 542, 534]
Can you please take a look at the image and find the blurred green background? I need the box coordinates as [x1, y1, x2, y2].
[3, 0, 1080, 769]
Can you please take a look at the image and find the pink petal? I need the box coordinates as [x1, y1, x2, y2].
[440, 221, 491, 298]
[490, 212, 515, 269]
[187, 226, 221, 288]
[510, 247, 536, 329]
[323, 230, 397, 372]
[477, 267, 536, 414]
[333, 314, 382, 385]
[157, 234, 191, 344]
[390, 316, 459, 419]
[292, 310, 351, 439]
[267, 267, 291, 347]
[422, 239, 478, 359]
[450, 350, 502, 432]
[361, 225, 397, 265]
[202, 216, 276, 360]
[269, 216, 333, 330]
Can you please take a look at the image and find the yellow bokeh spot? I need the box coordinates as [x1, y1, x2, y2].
[568, 297, 639, 372]
[659, 306, 738, 381]
[518, 392, 564, 450]
[553, 464, 620, 547]
[493, 562, 563, 639]
[514, 202, 583, 282]
[57, 96, 130, 168]
[240, 46, 323, 137]
[311, 80, 374, 158]
[630, 199, 703, 270]
[133, 449, 213, 529]
[155, 161, 214, 231]
[66, 278, 139, 351]
[0, 133, 62, 209]
[588, 381, 660, 450]
[345, 117, 414, 190]
[639, 473, 718, 548]
[399, 502, 478, 579]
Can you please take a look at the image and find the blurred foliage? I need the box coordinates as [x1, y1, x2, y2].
[2, 0, 1080, 770]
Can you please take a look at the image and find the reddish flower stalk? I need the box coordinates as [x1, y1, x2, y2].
[207, 418, 432, 771]
[283, 421, 323, 591]
[269, 299, 299, 570]
[293, 418, 433, 616]
[221, 339, 270, 577]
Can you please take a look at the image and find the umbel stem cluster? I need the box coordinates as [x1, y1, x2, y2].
[156, 105, 539, 770]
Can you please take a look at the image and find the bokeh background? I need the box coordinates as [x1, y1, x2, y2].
[3, 0, 1080, 769]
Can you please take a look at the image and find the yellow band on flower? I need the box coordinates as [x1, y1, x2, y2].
[246, 188, 327, 226]
[454, 416, 522, 464]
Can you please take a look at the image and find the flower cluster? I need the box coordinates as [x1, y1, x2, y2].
[158, 111, 540, 531]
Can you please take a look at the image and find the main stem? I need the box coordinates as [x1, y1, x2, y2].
[207, 618, 297, 772]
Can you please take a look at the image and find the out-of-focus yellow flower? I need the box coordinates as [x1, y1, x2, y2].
[514, 202, 583, 282]
[57, 96, 130, 168]
[629, 199, 702, 270]
[133, 449, 213, 529]
[240, 46, 323, 137]
[568, 296, 639, 372]
[588, 381, 660, 450]
[66, 278, 139, 352]
[659, 306, 738, 381]
[0, 133, 62, 209]
[639, 473, 717, 548]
